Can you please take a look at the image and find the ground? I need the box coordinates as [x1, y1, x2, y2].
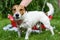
[0, 15, 60, 40]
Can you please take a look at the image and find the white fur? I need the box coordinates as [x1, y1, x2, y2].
[47, 2, 54, 16]
[20, 11, 54, 40]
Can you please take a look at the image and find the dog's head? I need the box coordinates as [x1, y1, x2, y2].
[12, 5, 26, 20]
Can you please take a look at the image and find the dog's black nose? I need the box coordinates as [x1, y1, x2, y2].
[15, 14, 19, 17]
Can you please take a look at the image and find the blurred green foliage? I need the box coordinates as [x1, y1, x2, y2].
[0, 0, 59, 19]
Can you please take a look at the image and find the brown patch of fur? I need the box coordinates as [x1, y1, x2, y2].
[12, 5, 26, 15]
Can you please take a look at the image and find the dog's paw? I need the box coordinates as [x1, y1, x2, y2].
[52, 34, 54, 36]
[25, 39, 29, 40]
[25, 37, 29, 40]
[51, 33, 54, 36]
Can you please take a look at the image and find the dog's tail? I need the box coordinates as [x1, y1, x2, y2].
[47, 2, 54, 16]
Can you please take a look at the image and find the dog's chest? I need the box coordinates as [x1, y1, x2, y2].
[16, 20, 23, 25]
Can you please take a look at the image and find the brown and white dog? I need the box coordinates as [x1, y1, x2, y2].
[12, 2, 54, 40]
[12, 5, 26, 20]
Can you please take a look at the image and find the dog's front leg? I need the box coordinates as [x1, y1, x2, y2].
[17, 25, 21, 37]
[17, 28, 21, 37]
[25, 28, 32, 40]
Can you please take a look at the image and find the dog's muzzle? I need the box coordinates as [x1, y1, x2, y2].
[13, 12, 23, 20]
[15, 14, 19, 19]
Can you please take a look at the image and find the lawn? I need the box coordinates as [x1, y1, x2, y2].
[0, 12, 60, 40]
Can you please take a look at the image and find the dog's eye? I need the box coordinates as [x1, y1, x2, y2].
[20, 9, 23, 11]
[13, 9, 16, 11]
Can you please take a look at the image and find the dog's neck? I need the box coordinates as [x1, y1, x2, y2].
[22, 11, 28, 17]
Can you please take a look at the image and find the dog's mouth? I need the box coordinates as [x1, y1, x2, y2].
[14, 17, 20, 20]
[16, 16, 19, 19]
[13, 13, 21, 20]
[15, 14, 20, 19]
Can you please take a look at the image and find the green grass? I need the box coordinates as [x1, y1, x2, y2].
[0, 15, 60, 40]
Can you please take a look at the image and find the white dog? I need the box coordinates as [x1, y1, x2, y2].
[13, 2, 54, 40]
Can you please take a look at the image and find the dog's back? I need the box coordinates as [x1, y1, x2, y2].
[23, 11, 49, 26]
